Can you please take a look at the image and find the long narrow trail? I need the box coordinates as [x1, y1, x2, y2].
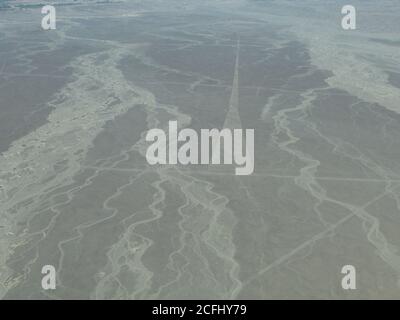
[223, 38, 242, 130]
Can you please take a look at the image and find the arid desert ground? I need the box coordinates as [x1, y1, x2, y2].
[1, 0, 400, 299]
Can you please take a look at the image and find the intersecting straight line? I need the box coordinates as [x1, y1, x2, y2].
[134, 80, 348, 95]
[81, 165, 400, 183]
[0, 71, 348, 96]
[240, 186, 397, 289]
[0, 35, 282, 50]
[81, 165, 399, 287]
[0, 72, 71, 79]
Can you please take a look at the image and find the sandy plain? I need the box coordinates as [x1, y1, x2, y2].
[1, 0, 400, 299]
